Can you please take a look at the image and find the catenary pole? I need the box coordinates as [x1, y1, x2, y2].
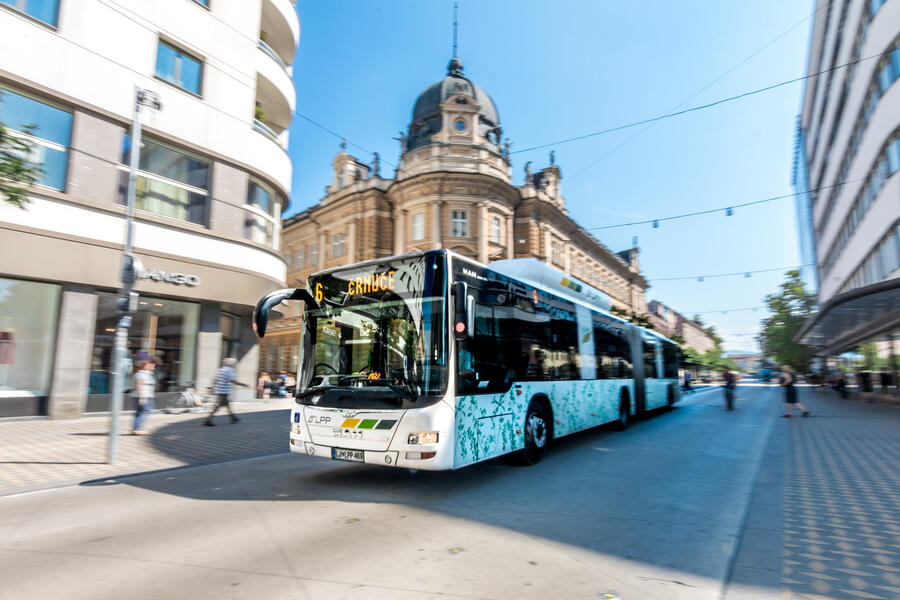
[108, 88, 160, 463]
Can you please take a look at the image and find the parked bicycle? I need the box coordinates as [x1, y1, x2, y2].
[164, 381, 214, 414]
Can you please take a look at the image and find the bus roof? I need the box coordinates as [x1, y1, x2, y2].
[487, 258, 612, 313]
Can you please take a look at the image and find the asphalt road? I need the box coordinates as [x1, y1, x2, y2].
[0, 384, 783, 600]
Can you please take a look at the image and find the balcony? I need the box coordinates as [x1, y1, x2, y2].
[255, 39, 295, 150]
[260, 0, 299, 68]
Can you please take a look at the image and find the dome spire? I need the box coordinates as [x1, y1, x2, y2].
[452, 1, 458, 58]
[447, 2, 463, 76]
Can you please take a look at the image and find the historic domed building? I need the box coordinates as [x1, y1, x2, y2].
[261, 57, 649, 373]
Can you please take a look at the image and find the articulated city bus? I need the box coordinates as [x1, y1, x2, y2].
[253, 250, 680, 470]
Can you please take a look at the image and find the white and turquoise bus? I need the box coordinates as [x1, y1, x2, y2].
[253, 250, 680, 470]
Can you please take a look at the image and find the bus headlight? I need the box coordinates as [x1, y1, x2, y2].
[408, 432, 439, 445]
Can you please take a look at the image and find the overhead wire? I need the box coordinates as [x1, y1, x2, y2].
[511, 49, 890, 156]
[688, 305, 767, 315]
[92, 0, 390, 166]
[567, 4, 825, 181]
[647, 264, 813, 282]
[583, 177, 862, 231]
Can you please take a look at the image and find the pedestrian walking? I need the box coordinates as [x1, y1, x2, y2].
[723, 368, 737, 410]
[205, 357, 247, 426]
[132, 358, 156, 435]
[779, 365, 809, 418]
[683, 370, 692, 392]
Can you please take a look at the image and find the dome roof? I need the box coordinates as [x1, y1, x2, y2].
[406, 57, 501, 151]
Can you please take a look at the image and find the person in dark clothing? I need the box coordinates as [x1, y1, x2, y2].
[779, 365, 809, 418]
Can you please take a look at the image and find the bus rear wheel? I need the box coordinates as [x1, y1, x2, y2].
[518, 400, 549, 465]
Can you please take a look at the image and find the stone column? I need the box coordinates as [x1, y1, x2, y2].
[195, 302, 222, 391]
[543, 228, 552, 262]
[506, 215, 514, 259]
[433, 202, 443, 249]
[348, 219, 357, 264]
[48, 289, 98, 418]
[478, 203, 489, 263]
[272, 199, 282, 250]
[234, 311, 259, 402]
[394, 207, 406, 255]
[318, 231, 327, 269]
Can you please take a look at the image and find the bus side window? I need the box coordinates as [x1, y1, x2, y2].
[643, 340, 657, 379]
[550, 308, 580, 380]
[458, 301, 520, 394]
[594, 316, 633, 379]
[662, 342, 679, 379]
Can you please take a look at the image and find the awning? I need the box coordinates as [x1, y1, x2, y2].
[796, 277, 900, 355]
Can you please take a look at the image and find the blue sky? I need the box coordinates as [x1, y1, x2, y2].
[286, 0, 814, 352]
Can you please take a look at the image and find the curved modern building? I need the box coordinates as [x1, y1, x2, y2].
[797, 0, 900, 356]
[0, 0, 299, 416]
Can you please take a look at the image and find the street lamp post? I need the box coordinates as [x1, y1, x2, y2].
[107, 88, 161, 464]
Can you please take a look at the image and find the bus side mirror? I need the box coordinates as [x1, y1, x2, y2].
[453, 281, 471, 341]
[253, 288, 318, 338]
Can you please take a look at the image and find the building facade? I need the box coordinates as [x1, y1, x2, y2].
[261, 57, 648, 374]
[646, 300, 715, 355]
[0, 0, 299, 416]
[796, 0, 900, 355]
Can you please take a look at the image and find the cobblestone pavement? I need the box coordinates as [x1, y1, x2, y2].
[0, 399, 292, 496]
[781, 387, 900, 600]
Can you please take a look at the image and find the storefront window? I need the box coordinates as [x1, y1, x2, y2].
[89, 293, 199, 395]
[0, 278, 61, 397]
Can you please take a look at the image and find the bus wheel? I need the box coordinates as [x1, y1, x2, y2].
[519, 400, 549, 465]
[614, 394, 630, 431]
[667, 385, 676, 409]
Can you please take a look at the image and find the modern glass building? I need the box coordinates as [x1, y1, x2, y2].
[0, 0, 299, 416]
[796, 0, 900, 356]
[792, 118, 818, 297]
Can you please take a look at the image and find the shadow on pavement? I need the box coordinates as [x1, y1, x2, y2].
[87, 401, 767, 584]
[132, 407, 290, 468]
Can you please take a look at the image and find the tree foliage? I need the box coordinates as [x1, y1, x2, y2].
[0, 96, 42, 208]
[760, 269, 816, 372]
[675, 324, 737, 371]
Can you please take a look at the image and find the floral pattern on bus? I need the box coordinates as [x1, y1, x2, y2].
[453, 379, 638, 467]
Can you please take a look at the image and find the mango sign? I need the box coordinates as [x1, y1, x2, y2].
[347, 270, 396, 297]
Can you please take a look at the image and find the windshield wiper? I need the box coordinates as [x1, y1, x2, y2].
[385, 382, 417, 403]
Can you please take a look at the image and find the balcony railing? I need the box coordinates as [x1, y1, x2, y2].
[253, 119, 282, 145]
[258, 39, 287, 70]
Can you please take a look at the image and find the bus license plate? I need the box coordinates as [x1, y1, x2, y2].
[332, 448, 364, 462]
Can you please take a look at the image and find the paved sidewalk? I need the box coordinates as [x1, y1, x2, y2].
[778, 387, 900, 599]
[0, 399, 292, 497]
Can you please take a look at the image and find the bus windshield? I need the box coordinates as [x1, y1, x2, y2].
[297, 254, 448, 408]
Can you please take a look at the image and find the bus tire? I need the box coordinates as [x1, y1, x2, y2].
[667, 385, 676, 409]
[614, 391, 630, 431]
[518, 399, 550, 465]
